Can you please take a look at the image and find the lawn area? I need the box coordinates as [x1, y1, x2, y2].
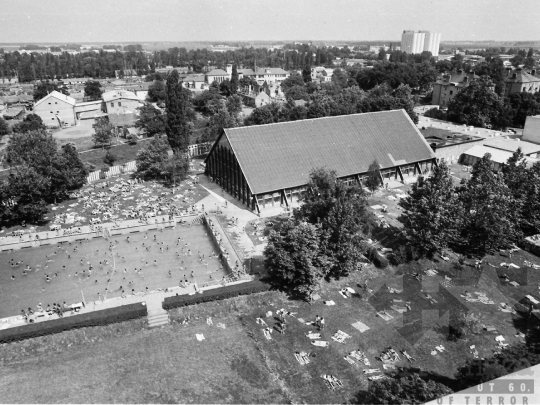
[78, 138, 153, 169]
[0, 300, 288, 404]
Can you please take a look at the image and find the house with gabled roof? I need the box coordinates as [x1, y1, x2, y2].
[505, 68, 540, 96]
[254, 68, 289, 85]
[204, 110, 436, 213]
[33, 90, 77, 127]
[206, 69, 230, 84]
[432, 69, 479, 108]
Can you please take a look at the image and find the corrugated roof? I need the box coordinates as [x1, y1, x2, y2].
[221, 110, 435, 195]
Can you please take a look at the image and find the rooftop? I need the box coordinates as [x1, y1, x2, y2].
[217, 109, 435, 195]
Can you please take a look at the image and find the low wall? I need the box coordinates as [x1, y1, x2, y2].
[162, 279, 270, 310]
[0, 302, 147, 344]
[204, 215, 244, 276]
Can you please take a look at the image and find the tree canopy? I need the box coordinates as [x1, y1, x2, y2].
[12, 114, 46, 134]
[83, 80, 103, 101]
[165, 70, 192, 153]
[135, 103, 166, 137]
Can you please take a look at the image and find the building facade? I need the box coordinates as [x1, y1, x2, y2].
[432, 70, 478, 107]
[33, 91, 77, 128]
[505, 68, 540, 96]
[102, 90, 142, 115]
[401, 30, 440, 56]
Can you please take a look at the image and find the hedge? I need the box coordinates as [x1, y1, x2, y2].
[163, 280, 271, 310]
[0, 302, 147, 344]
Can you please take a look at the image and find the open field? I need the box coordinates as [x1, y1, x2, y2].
[0, 224, 226, 318]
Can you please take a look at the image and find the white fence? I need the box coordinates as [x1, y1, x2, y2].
[86, 160, 137, 183]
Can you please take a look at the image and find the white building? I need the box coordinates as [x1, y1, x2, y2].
[33, 91, 77, 128]
[401, 30, 440, 56]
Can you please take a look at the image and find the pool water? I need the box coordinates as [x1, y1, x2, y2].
[0, 224, 227, 318]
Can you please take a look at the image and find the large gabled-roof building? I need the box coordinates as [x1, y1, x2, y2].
[204, 110, 436, 213]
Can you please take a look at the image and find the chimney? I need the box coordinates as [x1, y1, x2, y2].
[532, 69, 537, 76]
[512, 73, 517, 80]
[463, 76, 468, 83]
[506, 67, 512, 77]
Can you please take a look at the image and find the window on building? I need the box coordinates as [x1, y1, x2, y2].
[55, 102, 58, 104]
[48, 102, 51, 105]
[118, 102, 122, 107]
[57, 111, 59, 113]
[111, 102, 114, 107]
[450, 91, 453, 95]
[50, 111, 53, 113]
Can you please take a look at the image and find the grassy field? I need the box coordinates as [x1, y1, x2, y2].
[78, 139, 153, 169]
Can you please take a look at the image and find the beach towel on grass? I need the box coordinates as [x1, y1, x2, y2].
[351, 321, 370, 333]
[195, 334, 205, 341]
[311, 340, 329, 347]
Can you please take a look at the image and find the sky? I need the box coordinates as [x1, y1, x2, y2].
[0, 0, 539, 43]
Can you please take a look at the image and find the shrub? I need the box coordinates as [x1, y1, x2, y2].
[103, 149, 117, 166]
[127, 134, 138, 145]
[100, 166, 110, 173]
[365, 246, 389, 269]
[163, 280, 270, 310]
[84, 162, 97, 172]
[0, 303, 147, 344]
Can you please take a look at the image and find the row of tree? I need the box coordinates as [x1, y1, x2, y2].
[399, 150, 540, 258]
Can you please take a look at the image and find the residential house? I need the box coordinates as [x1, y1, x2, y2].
[254, 68, 289, 85]
[183, 74, 206, 90]
[505, 68, 540, 96]
[102, 90, 142, 115]
[33, 90, 77, 127]
[206, 69, 230, 84]
[431, 70, 478, 108]
[237, 68, 256, 80]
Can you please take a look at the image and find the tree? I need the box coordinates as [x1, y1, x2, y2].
[294, 168, 375, 279]
[165, 70, 192, 153]
[92, 117, 113, 148]
[135, 135, 171, 179]
[283, 84, 309, 100]
[458, 154, 522, 255]
[264, 220, 331, 298]
[398, 161, 461, 257]
[281, 71, 305, 91]
[11, 114, 46, 134]
[331, 68, 348, 88]
[33, 80, 67, 101]
[302, 66, 312, 83]
[366, 160, 382, 192]
[238, 76, 259, 93]
[0, 116, 10, 137]
[83, 80, 103, 101]
[161, 154, 190, 186]
[361, 374, 453, 405]
[147, 79, 166, 103]
[447, 78, 505, 128]
[0, 166, 50, 224]
[135, 103, 166, 137]
[219, 79, 232, 97]
[230, 65, 239, 94]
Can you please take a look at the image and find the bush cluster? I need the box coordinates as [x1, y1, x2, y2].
[162, 280, 270, 310]
[0, 303, 147, 344]
[365, 246, 389, 268]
